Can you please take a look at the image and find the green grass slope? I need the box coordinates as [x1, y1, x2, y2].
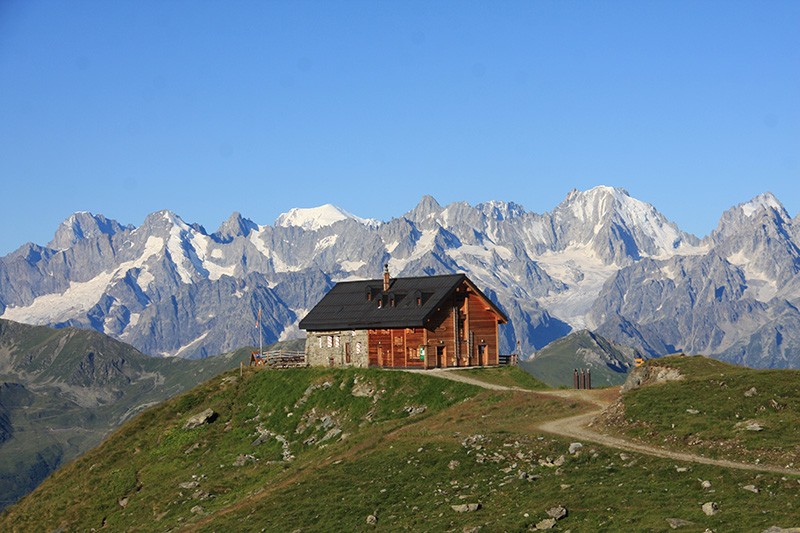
[461, 365, 550, 390]
[601, 355, 800, 467]
[520, 330, 639, 388]
[0, 318, 250, 511]
[3, 364, 798, 532]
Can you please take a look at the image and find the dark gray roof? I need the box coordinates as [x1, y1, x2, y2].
[299, 273, 506, 331]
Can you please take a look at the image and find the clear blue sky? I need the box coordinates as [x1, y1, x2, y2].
[1, 1, 798, 255]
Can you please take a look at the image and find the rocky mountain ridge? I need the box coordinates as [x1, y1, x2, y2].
[1, 186, 799, 367]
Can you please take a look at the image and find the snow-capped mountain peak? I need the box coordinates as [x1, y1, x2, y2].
[739, 192, 787, 218]
[555, 186, 695, 260]
[560, 186, 640, 223]
[275, 204, 380, 231]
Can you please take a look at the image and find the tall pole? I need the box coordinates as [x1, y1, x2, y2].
[258, 304, 263, 357]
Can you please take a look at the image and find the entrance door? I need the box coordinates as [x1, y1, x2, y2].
[345, 342, 351, 364]
[478, 345, 488, 366]
[436, 346, 446, 368]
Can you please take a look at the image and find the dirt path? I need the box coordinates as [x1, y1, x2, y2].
[414, 368, 800, 477]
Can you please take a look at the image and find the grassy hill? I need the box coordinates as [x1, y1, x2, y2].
[520, 330, 640, 388]
[600, 354, 800, 467]
[3, 363, 798, 531]
[0, 318, 295, 511]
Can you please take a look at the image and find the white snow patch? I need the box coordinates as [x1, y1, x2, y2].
[188, 232, 237, 280]
[166, 223, 193, 283]
[448, 245, 493, 261]
[1, 272, 115, 324]
[386, 240, 400, 254]
[727, 251, 778, 302]
[131, 236, 166, 289]
[536, 245, 620, 329]
[137, 270, 155, 289]
[165, 331, 210, 358]
[388, 229, 437, 273]
[315, 234, 339, 251]
[341, 260, 365, 272]
[276, 204, 380, 231]
[249, 229, 272, 259]
[740, 193, 783, 217]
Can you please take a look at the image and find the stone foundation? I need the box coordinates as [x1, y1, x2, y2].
[305, 330, 369, 368]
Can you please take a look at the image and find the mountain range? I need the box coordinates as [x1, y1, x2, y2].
[1, 186, 799, 367]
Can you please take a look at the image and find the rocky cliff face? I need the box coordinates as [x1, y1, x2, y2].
[588, 194, 800, 368]
[1, 187, 799, 367]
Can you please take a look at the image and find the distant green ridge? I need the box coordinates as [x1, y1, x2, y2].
[520, 329, 640, 388]
[0, 318, 268, 511]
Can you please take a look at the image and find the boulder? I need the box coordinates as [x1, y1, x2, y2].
[233, 454, 257, 466]
[184, 408, 217, 429]
[546, 505, 567, 520]
[451, 503, 481, 513]
[702, 502, 719, 516]
[735, 420, 765, 432]
[535, 518, 557, 529]
[568, 442, 583, 454]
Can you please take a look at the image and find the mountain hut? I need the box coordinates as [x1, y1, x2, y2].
[299, 266, 508, 369]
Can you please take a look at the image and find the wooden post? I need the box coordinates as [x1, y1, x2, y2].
[240, 361, 243, 377]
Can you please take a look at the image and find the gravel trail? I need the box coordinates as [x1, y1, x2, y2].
[411, 367, 800, 476]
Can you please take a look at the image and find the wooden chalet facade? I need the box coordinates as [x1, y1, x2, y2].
[299, 267, 508, 369]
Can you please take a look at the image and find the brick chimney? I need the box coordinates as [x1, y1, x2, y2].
[383, 264, 390, 292]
